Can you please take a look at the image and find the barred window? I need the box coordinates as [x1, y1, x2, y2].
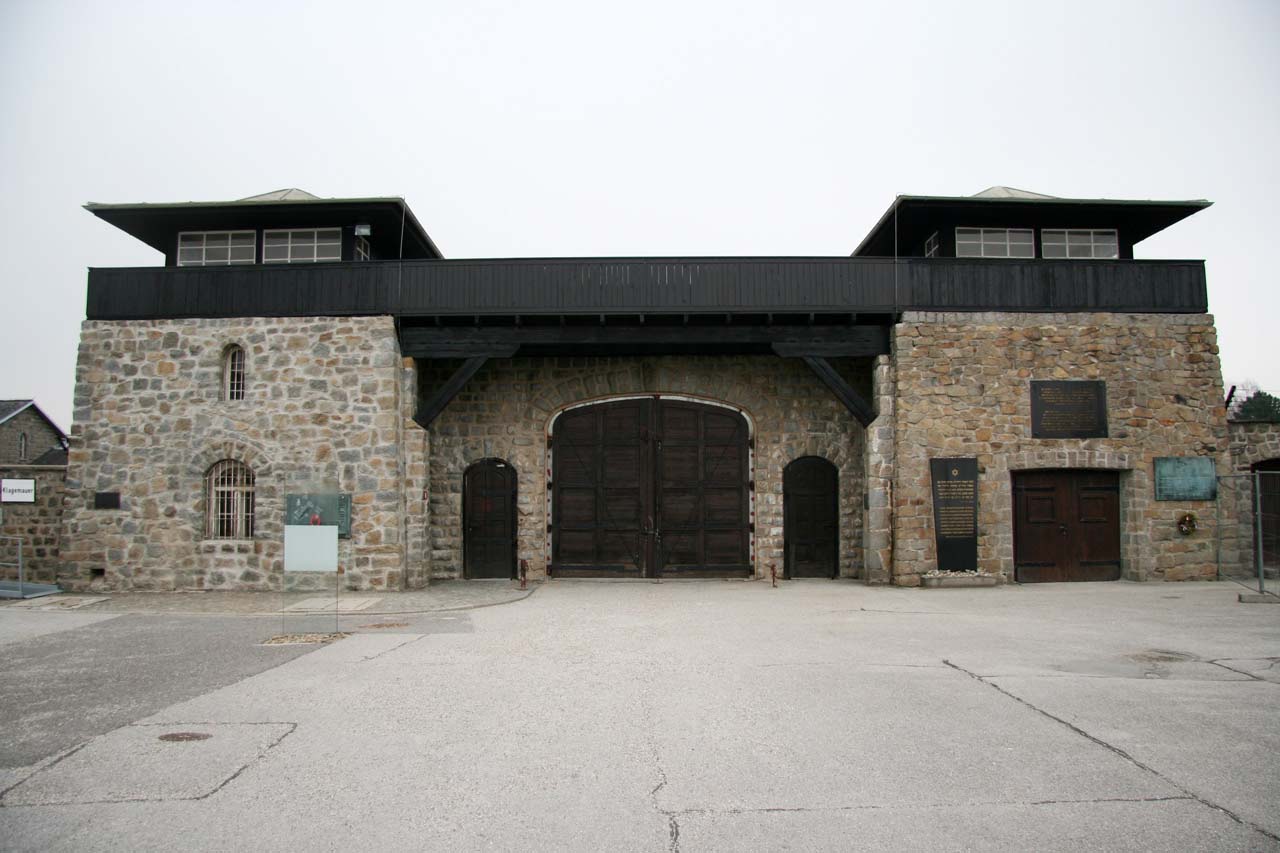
[18, 432, 27, 461]
[1041, 229, 1119, 259]
[355, 235, 371, 261]
[178, 231, 256, 266]
[263, 228, 342, 263]
[205, 460, 255, 539]
[223, 345, 246, 401]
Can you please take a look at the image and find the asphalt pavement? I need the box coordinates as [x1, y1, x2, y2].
[0, 580, 1277, 852]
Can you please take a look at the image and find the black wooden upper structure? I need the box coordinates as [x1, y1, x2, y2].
[853, 187, 1210, 259]
[82, 187, 1213, 430]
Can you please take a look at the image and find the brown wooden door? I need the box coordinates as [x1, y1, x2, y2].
[464, 459, 516, 579]
[1013, 470, 1121, 583]
[784, 457, 839, 578]
[550, 398, 750, 578]
[1254, 460, 1280, 569]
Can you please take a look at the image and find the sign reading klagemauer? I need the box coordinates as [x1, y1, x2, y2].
[0, 479, 36, 503]
[1030, 380, 1108, 439]
[929, 458, 978, 571]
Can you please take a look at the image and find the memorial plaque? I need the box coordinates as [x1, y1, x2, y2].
[1031, 381, 1108, 439]
[285, 493, 352, 537]
[929, 457, 979, 571]
[1154, 457, 1217, 501]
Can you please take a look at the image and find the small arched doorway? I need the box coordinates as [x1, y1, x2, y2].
[1254, 459, 1280, 571]
[464, 459, 517, 579]
[784, 456, 839, 578]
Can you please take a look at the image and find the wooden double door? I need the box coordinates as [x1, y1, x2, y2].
[1013, 470, 1121, 583]
[550, 398, 752, 578]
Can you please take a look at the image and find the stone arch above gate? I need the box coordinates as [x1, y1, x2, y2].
[418, 355, 869, 580]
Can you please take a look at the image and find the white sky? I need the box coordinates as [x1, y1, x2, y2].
[2, 0, 1277, 431]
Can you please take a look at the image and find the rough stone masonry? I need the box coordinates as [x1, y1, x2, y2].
[56, 309, 1234, 590]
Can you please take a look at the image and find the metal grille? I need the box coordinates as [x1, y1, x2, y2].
[205, 460, 255, 539]
[223, 346, 246, 401]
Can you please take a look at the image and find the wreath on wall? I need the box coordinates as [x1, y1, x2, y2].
[1177, 512, 1198, 536]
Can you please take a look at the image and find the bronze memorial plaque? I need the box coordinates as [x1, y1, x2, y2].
[929, 457, 979, 571]
[1030, 380, 1108, 439]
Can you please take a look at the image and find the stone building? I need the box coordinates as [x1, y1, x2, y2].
[0, 400, 68, 465]
[60, 186, 1230, 590]
[0, 400, 69, 584]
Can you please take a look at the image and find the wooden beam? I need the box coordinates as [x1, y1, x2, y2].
[400, 324, 891, 357]
[797, 355, 876, 427]
[414, 356, 491, 429]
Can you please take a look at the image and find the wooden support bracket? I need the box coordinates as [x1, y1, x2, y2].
[786, 353, 876, 427]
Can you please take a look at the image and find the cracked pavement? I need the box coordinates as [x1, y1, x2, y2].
[1, 581, 1277, 851]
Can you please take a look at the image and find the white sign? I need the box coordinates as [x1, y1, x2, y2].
[1, 479, 36, 503]
[284, 525, 338, 572]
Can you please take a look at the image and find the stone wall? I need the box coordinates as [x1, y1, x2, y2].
[0, 408, 64, 464]
[1223, 421, 1280, 577]
[419, 355, 870, 580]
[891, 312, 1229, 585]
[59, 317, 409, 591]
[0, 464, 66, 584]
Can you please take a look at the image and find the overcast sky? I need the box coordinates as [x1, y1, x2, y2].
[2, 0, 1277, 431]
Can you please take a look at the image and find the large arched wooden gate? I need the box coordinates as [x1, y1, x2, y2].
[549, 397, 752, 578]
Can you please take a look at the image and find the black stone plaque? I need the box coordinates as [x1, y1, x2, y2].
[1030, 380, 1108, 439]
[929, 457, 979, 571]
[285, 493, 352, 537]
[93, 491, 121, 509]
[1154, 457, 1217, 501]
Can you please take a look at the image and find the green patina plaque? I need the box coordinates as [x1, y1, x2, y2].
[285, 493, 352, 537]
[1153, 457, 1217, 502]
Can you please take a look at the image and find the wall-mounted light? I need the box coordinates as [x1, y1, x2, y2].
[354, 223, 372, 236]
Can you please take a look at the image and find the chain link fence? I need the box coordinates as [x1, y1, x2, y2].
[1215, 471, 1280, 595]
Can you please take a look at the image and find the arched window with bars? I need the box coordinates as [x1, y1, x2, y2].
[205, 459, 255, 539]
[223, 345, 246, 401]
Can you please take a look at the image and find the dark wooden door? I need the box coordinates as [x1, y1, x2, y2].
[656, 402, 751, 577]
[784, 457, 839, 578]
[551, 398, 750, 578]
[464, 459, 516, 579]
[1013, 470, 1121, 582]
[1254, 460, 1280, 569]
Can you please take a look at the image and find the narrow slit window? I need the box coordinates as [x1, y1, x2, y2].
[223, 345, 246, 401]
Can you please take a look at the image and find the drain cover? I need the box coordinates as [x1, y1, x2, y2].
[158, 732, 212, 743]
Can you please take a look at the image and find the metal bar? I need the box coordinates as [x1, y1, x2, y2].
[1257, 470, 1266, 595]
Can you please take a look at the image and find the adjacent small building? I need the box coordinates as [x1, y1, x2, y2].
[0, 400, 69, 585]
[59, 186, 1235, 590]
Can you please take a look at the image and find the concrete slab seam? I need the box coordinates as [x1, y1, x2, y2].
[352, 634, 427, 662]
[942, 659, 1280, 844]
[0, 741, 90, 803]
[640, 669, 680, 853]
[668, 795, 1196, 816]
[1206, 658, 1275, 682]
[0, 721, 298, 809]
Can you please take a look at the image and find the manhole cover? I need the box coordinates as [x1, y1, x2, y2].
[359, 622, 409, 629]
[158, 732, 212, 742]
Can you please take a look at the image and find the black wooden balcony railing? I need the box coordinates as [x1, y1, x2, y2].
[85, 257, 1208, 320]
